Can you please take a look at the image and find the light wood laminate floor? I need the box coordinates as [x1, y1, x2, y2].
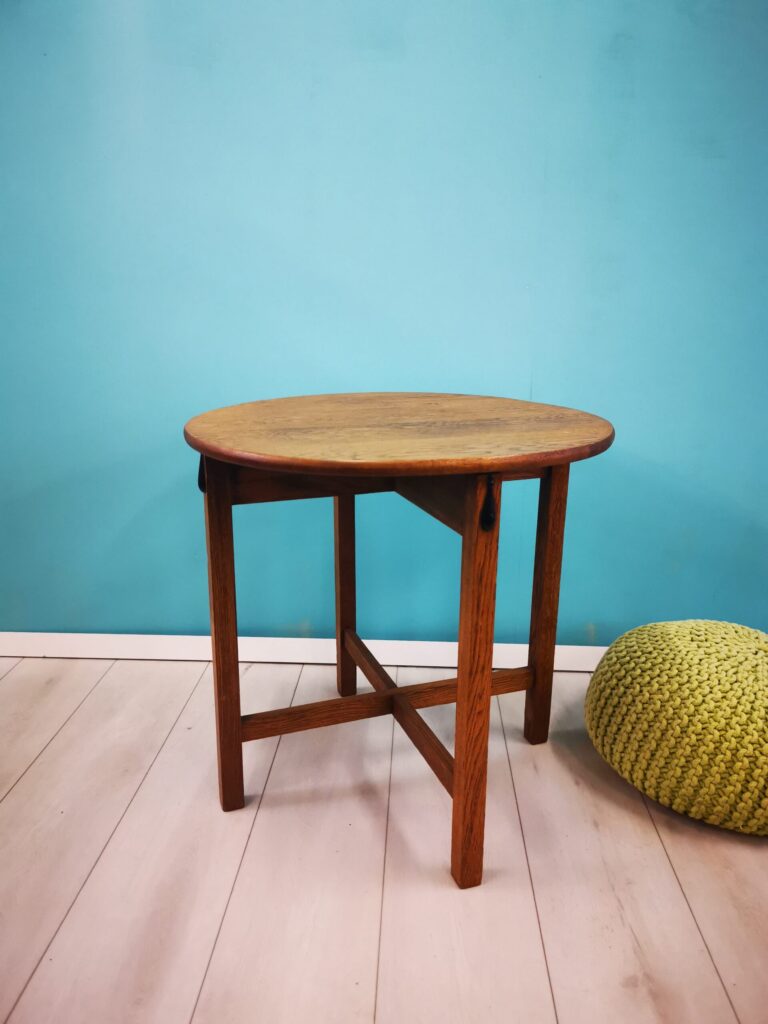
[0, 656, 765, 1024]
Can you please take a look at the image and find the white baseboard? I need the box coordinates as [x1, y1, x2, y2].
[0, 632, 607, 672]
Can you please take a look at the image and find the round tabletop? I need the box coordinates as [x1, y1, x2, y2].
[184, 392, 614, 477]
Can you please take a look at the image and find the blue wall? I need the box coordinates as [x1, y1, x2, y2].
[2, 2, 766, 644]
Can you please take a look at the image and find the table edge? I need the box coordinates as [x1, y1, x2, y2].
[183, 425, 615, 477]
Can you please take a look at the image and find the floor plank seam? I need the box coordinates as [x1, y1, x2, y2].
[497, 695, 560, 1024]
[1, 660, 209, 1024]
[186, 664, 305, 1024]
[642, 795, 742, 1024]
[6, 660, 757, 1023]
[0, 659, 116, 808]
[372, 707, 396, 1024]
[0, 658, 21, 683]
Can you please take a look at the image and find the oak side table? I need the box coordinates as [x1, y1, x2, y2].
[184, 392, 614, 888]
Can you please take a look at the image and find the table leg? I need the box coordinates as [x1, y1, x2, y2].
[334, 493, 357, 697]
[451, 474, 502, 889]
[524, 464, 569, 744]
[204, 457, 245, 810]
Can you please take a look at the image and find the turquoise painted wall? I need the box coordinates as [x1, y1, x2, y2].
[2, 2, 766, 644]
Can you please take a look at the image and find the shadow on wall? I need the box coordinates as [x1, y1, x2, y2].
[562, 449, 768, 643]
[0, 441, 765, 644]
[0, 446, 207, 635]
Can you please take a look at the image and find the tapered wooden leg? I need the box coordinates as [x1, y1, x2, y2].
[524, 464, 569, 744]
[334, 493, 357, 697]
[203, 457, 244, 810]
[451, 474, 502, 889]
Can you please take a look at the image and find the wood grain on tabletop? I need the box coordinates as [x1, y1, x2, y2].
[184, 392, 614, 476]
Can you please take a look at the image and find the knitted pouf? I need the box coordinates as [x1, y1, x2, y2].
[584, 620, 768, 835]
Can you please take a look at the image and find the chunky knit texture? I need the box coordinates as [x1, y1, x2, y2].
[585, 620, 768, 835]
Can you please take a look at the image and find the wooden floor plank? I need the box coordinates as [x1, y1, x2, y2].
[499, 673, 737, 1024]
[645, 798, 768, 1024]
[9, 662, 301, 1024]
[2, 657, 763, 1024]
[191, 665, 393, 1024]
[0, 659, 203, 1023]
[0, 658, 113, 801]
[376, 667, 556, 1024]
[0, 657, 21, 681]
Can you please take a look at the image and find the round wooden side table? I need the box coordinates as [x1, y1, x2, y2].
[184, 392, 614, 888]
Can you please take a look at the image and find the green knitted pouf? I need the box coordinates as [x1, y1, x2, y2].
[584, 620, 768, 835]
